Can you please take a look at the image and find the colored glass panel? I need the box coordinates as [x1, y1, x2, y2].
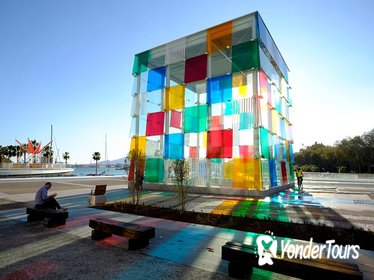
[289, 162, 295, 181]
[165, 85, 184, 110]
[164, 133, 184, 159]
[232, 158, 262, 189]
[170, 110, 182, 129]
[232, 40, 259, 73]
[130, 136, 146, 154]
[239, 145, 254, 158]
[147, 66, 166, 92]
[207, 74, 232, 104]
[189, 147, 197, 158]
[146, 112, 165, 136]
[224, 160, 233, 179]
[269, 159, 277, 187]
[240, 112, 254, 130]
[184, 105, 208, 133]
[145, 158, 164, 183]
[211, 115, 222, 130]
[260, 127, 270, 158]
[184, 54, 207, 83]
[132, 51, 150, 76]
[207, 21, 232, 53]
[207, 129, 232, 158]
[280, 161, 288, 184]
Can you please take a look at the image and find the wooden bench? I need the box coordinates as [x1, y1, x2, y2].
[88, 185, 107, 206]
[89, 218, 155, 250]
[26, 207, 69, 228]
[222, 241, 363, 279]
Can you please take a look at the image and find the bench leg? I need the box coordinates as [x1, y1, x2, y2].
[47, 218, 66, 228]
[91, 229, 112, 240]
[27, 214, 44, 222]
[228, 261, 253, 279]
[128, 238, 149, 250]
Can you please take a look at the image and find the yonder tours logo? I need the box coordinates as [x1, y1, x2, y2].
[256, 234, 360, 266]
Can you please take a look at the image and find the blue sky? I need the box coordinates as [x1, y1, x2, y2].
[1, 0, 373, 164]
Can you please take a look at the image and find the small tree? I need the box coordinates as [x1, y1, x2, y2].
[171, 159, 189, 212]
[92, 152, 101, 175]
[128, 149, 145, 205]
[62, 152, 70, 164]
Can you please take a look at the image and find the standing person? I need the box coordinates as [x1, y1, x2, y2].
[34, 182, 66, 211]
[295, 167, 303, 193]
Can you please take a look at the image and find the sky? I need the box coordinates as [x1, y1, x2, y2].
[0, 0, 373, 164]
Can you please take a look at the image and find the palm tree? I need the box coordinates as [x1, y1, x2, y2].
[42, 146, 54, 164]
[62, 152, 70, 165]
[92, 152, 101, 175]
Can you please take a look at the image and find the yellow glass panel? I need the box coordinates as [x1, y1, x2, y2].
[201, 132, 207, 148]
[232, 74, 245, 87]
[239, 85, 248, 97]
[232, 158, 262, 189]
[207, 21, 232, 53]
[130, 136, 146, 154]
[224, 160, 233, 179]
[165, 85, 184, 110]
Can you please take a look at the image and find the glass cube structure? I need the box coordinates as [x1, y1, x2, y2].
[129, 12, 294, 191]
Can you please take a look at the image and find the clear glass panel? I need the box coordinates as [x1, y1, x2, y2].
[209, 49, 232, 78]
[185, 31, 207, 59]
[168, 61, 185, 87]
[148, 45, 165, 69]
[232, 14, 256, 46]
[165, 37, 186, 65]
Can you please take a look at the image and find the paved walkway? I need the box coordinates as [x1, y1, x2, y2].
[0, 176, 373, 279]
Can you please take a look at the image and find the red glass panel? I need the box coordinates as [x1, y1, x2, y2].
[170, 110, 181, 129]
[207, 129, 232, 158]
[146, 112, 165, 136]
[184, 54, 207, 83]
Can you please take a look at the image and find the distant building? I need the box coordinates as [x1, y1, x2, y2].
[129, 12, 294, 195]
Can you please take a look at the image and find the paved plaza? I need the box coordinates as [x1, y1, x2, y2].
[0, 176, 373, 279]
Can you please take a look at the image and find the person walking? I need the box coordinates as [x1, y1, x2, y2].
[295, 167, 304, 193]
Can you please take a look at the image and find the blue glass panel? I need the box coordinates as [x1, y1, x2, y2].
[207, 74, 232, 104]
[289, 143, 294, 163]
[164, 133, 184, 159]
[147, 66, 166, 92]
[269, 159, 277, 187]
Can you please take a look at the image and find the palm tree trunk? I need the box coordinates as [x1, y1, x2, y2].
[95, 161, 98, 175]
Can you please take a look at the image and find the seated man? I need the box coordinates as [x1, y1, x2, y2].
[34, 182, 67, 211]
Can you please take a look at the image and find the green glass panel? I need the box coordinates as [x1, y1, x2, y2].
[132, 51, 150, 76]
[260, 127, 270, 159]
[145, 158, 164, 183]
[289, 162, 295, 181]
[184, 105, 208, 133]
[211, 158, 222, 163]
[240, 112, 254, 130]
[232, 40, 259, 73]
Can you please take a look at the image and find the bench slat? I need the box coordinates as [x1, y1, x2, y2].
[89, 218, 155, 240]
